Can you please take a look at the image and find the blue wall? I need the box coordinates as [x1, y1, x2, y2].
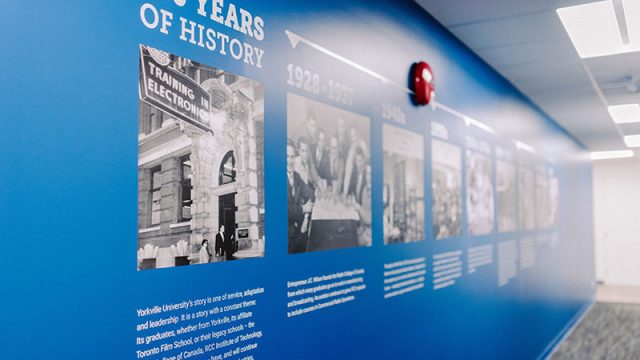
[0, 0, 594, 358]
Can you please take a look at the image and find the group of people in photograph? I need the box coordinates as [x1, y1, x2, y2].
[287, 110, 372, 253]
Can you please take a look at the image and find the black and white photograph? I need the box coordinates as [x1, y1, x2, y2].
[382, 124, 425, 244]
[432, 139, 462, 239]
[466, 150, 494, 235]
[518, 166, 535, 230]
[287, 92, 372, 253]
[496, 159, 517, 233]
[137, 45, 265, 270]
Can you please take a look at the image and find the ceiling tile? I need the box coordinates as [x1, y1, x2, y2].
[415, 0, 550, 27]
[448, 11, 568, 50]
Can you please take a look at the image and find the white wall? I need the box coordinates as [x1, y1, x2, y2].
[593, 157, 640, 286]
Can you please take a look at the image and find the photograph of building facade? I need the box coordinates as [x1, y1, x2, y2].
[137, 45, 265, 270]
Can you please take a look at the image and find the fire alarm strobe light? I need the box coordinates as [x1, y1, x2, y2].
[412, 61, 435, 105]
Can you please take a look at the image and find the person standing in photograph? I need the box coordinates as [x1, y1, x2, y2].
[217, 225, 235, 261]
[354, 148, 368, 204]
[349, 127, 358, 147]
[344, 144, 369, 204]
[215, 225, 225, 259]
[225, 233, 235, 261]
[383, 184, 402, 243]
[355, 165, 372, 246]
[305, 110, 319, 156]
[287, 139, 315, 253]
[294, 136, 321, 189]
[336, 117, 350, 159]
[199, 239, 211, 264]
[326, 136, 345, 193]
[315, 130, 331, 184]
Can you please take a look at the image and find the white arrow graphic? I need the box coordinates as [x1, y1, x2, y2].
[284, 29, 536, 152]
[285, 29, 411, 95]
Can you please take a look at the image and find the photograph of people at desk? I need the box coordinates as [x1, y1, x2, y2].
[287, 92, 372, 254]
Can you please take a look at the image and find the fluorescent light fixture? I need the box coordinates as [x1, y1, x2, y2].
[624, 134, 640, 147]
[463, 116, 495, 134]
[590, 150, 634, 160]
[624, 0, 640, 45]
[608, 104, 640, 124]
[557, 1, 640, 58]
[515, 140, 536, 154]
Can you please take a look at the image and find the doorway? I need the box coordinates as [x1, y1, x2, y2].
[218, 192, 237, 242]
[218, 150, 237, 257]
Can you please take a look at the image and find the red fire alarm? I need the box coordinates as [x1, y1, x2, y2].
[411, 61, 435, 106]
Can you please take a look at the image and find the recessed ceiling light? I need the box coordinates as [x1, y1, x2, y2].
[607, 104, 640, 124]
[624, 134, 640, 147]
[557, 1, 640, 58]
[590, 150, 634, 160]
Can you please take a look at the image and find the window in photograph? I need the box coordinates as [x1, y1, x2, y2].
[150, 166, 162, 226]
[149, 110, 164, 133]
[142, 104, 165, 134]
[219, 151, 236, 185]
[179, 155, 193, 222]
[224, 73, 238, 85]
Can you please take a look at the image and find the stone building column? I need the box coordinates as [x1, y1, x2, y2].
[189, 130, 217, 249]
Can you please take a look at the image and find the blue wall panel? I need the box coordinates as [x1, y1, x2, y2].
[0, 1, 594, 359]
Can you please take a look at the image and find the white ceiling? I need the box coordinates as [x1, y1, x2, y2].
[416, 0, 640, 151]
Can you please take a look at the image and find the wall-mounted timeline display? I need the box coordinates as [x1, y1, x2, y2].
[1, 0, 595, 359]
